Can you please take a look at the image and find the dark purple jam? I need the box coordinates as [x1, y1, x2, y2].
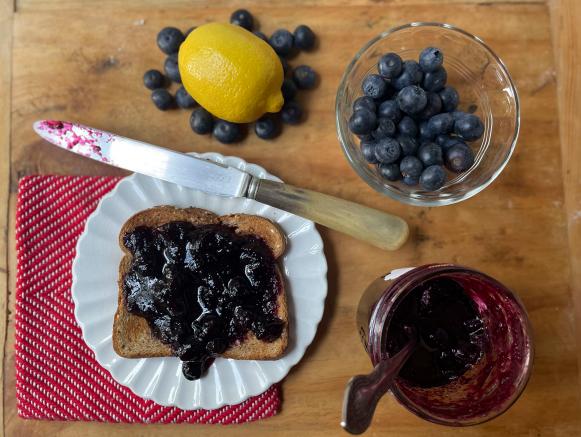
[385, 278, 486, 388]
[122, 221, 283, 380]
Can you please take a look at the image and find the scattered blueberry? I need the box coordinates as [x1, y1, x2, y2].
[418, 142, 444, 166]
[190, 107, 214, 134]
[427, 113, 454, 135]
[397, 85, 427, 115]
[397, 135, 418, 156]
[143, 69, 165, 90]
[293, 65, 317, 89]
[269, 29, 294, 56]
[349, 109, 377, 135]
[175, 86, 196, 109]
[279, 56, 290, 76]
[419, 120, 436, 140]
[417, 92, 442, 120]
[157, 27, 185, 55]
[398, 116, 418, 137]
[151, 89, 174, 110]
[379, 163, 402, 181]
[253, 31, 268, 42]
[400, 156, 424, 179]
[374, 138, 401, 164]
[454, 113, 484, 141]
[445, 144, 475, 173]
[420, 165, 446, 190]
[439, 86, 459, 112]
[255, 115, 280, 139]
[281, 78, 298, 101]
[419, 47, 443, 73]
[213, 120, 242, 144]
[281, 101, 303, 124]
[392, 60, 423, 90]
[372, 118, 396, 140]
[164, 53, 181, 83]
[184, 27, 196, 37]
[353, 96, 376, 113]
[378, 100, 401, 122]
[294, 25, 316, 50]
[362, 74, 388, 100]
[423, 66, 447, 92]
[378, 53, 403, 79]
[361, 140, 379, 164]
[230, 9, 254, 30]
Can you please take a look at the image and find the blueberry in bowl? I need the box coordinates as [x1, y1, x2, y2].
[336, 23, 519, 206]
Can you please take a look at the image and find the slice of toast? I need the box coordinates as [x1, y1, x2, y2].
[113, 206, 288, 361]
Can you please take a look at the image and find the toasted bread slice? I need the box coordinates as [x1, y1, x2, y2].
[113, 206, 288, 361]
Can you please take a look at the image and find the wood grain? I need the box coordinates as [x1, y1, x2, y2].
[3, 1, 581, 436]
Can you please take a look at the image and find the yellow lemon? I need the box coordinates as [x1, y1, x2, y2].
[178, 23, 284, 123]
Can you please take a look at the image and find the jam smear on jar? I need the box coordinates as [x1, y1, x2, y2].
[122, 221, 283, 380]
[385, 278, 486, 387]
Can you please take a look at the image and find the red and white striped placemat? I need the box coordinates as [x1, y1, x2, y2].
[14, 175, 281, 423]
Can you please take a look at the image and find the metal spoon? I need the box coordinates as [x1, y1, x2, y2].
[341, 336, 417, 434]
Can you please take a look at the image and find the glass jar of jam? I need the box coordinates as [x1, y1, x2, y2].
[356, 264, 533, 426]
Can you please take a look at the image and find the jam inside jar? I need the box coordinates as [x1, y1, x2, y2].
[356, 264, 533, 426]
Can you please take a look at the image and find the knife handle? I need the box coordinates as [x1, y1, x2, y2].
[249, 179, 409, 251]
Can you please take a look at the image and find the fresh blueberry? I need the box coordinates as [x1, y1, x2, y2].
[157, 27, 185, 55]
[377, 100, 401, 122]
[442, 136, 467, 151]
[213, 120, 241, 144]
[255, 115, 280, 139]
[293, 65, 317, 89]
[454, 113, 484, 141]
[378, 53, 403, 79]
[418, 142, 444, 166]
[175, 86, 196, 109]
[397, 85, 427, 115]
[435, 134, 449, 147]
[281, 101, 303, 124]
[143, 69, 165, 90]
[230, 9, 254, 30]
[451, 111, 468, 121]
[392, 60, 423, 90]
[439, 86, 459, 112]
[254, 31, 268, 42]
[164, 53, 181, 83]
[184, 27, 196, 37]
[151, 89, 174, 110]
[417, 92, 442, 120]
[445, 144, 475, 172]
[281, 78, 297, 101]
[398, 116, 418, 137]
[353, 96, 376, 113]
[348, 109, 377, 135]
[372, 118, 396, 139]
[400, 155, 424, 179]
[379, 163, 402, 181]
[420, 165, 446, 190]
[419, 47, 444, 73]
[269, 29, 294, 56]
[419, 120, 436, 140]
[190, 107, 214, 134]
[279, 56, 290, 76]
[428, 113, 454, 135]
[361, 140, 379, 164]
[423, 66, 447, 92]
[362, 74, 388, 100]
[374, 138, 401, 164]
[397, 135, 418, 156]
[294, 25, 316, 50]
[402, 175, 419, 186]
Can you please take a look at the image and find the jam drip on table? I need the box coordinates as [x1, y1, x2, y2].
[122, 221, 283, 380]
[385, 278, 486, 388]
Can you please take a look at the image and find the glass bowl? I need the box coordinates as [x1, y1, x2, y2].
[336, 23, 520, 206]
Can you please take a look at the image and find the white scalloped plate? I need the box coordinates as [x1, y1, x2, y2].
[72, 153, 327, 410]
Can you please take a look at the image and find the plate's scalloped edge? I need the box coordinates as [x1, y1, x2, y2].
[71, 153, 328, 410]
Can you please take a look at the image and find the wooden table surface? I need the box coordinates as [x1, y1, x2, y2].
[2, 1, 581, 436]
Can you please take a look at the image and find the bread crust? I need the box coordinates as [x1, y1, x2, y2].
[112, 206, 288, 361]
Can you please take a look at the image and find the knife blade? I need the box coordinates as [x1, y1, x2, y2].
[34, 120, 409, 251]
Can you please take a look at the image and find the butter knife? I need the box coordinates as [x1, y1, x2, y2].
[33, 120, 409, 250]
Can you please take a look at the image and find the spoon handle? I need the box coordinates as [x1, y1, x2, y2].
[341, 341, 417, 435]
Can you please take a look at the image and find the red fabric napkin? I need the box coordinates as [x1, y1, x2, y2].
[15, 175, 281, 423]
